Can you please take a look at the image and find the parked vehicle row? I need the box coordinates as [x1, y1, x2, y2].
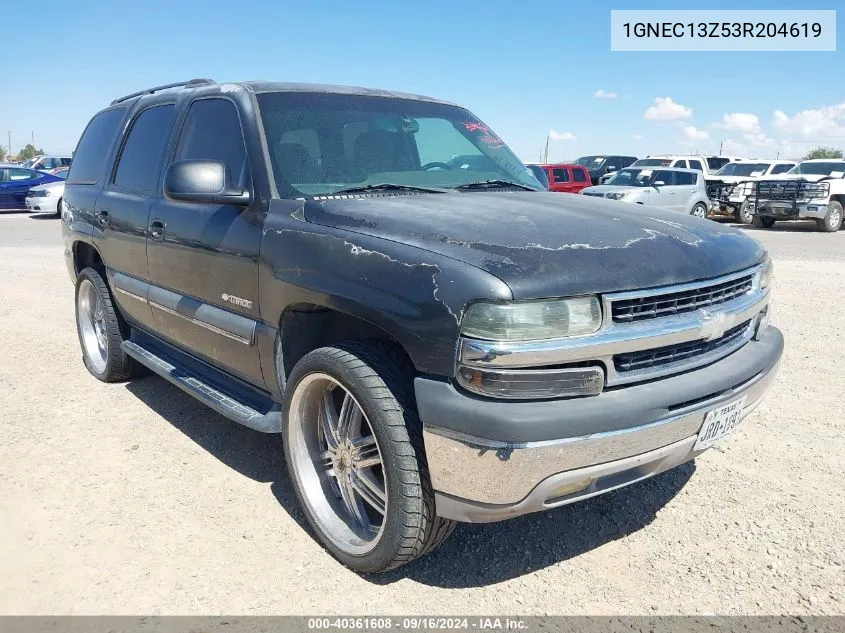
[0, 166, 65, 211]
[530, 152, 843, 232]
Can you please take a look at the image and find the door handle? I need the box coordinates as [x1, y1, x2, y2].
[96, 209, 110, 226]
[149, 219, 165, 241]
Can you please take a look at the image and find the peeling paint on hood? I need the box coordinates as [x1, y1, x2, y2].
[304, 191, 766, 299]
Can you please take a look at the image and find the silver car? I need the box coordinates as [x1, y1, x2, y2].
[581, 167, 711, 217]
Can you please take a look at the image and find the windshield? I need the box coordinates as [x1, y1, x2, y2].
[574, 155, 606, 169]
[787, 161, 845, 176]
[605, 168, 656, 187]
[20, 157, 39, 169]
[715, 163, 770, 177]
[256, 92, 543, 197]
[632, 158, 672, 167]
[707, 157, 731, 170]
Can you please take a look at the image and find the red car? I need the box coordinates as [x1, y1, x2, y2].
[528, 163, 592, 193]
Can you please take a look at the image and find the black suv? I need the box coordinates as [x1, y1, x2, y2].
[573, 155, 638, 185]
[64, 79, 782, 573]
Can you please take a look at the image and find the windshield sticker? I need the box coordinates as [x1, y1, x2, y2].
[750, 171, 764, 177]
[463, 122, 505, 148]
[639, 169, 653, 177]
[593, 157, 605, 163]
[830, 171, 845, 178]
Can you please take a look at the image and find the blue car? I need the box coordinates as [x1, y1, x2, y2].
[0, 167, 63, 210]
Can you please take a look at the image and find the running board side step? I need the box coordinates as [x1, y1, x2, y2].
[122, 340, 282, 433]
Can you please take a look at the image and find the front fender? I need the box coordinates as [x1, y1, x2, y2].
[259, 201, 512, 376]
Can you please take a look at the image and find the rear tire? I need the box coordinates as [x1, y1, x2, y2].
[74, 267, 136, 382]
[735, 200, 753, 224]
[282, 341, 455, 573]
[816, 200, 843, 232]
[753, 216, 776, 229]
[690, 203, 708, 218]
[56, 197, 63, 218]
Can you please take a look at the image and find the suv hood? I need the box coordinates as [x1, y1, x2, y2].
[305, 192, 765, 299]
[760, 173, 837, 182]
[708, 175, 763, 184]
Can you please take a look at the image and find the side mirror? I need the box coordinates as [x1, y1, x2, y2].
[606, 165, 618, 173]
[164, 159, 251, 206]
[653, 180, 665, 187]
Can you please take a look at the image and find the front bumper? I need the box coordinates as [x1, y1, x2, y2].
[24, 195, 58, 213]
[756, 200, 828, 220]
[418, 327, 783, 523]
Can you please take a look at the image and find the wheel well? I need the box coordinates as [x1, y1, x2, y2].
[829, 194, 845, 208]
[73, 241, 104, 276]
[278, 304, 413, 379]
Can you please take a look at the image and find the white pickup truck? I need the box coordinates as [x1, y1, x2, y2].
[750, 159, 845, 232]
[706, 160, 796, 224]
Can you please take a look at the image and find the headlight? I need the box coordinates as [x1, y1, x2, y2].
[605, 192, 628, 200]
[761, 258, 774, 289]
[461, 296, 602, 342]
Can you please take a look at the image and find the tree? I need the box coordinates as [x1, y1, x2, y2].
[802, 146, 843, 160]
[0, 146, 5, 162]
[14, 144, 45, 162]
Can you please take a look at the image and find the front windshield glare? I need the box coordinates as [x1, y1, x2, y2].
[256, 92, 543, 197]
[716, 163, 769, 177]
[788, 161, 845, 176]
[605, 168, 652, 187]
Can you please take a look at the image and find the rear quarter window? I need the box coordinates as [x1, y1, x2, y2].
[573, 168, 587, 182]
[67, 107, 127, 185]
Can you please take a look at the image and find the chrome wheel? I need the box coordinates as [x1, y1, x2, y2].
[77, 278, 108, 374]
[691, 204, 707, 218]
[829, 206, 842, 227]
[287, 373, 387, 555]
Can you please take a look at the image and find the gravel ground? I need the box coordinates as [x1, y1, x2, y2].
[0, 212, 842, 615]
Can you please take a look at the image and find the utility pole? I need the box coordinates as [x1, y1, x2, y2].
[7, 131, 11, 158]
[543, 135, 549, 163]
[719, 141, 723, 156]
[31, 131, 35, 148]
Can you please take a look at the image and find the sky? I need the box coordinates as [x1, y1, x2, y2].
[1, 0, 842, 164]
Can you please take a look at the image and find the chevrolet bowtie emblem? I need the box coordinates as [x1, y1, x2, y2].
[698, 308, 729, 342]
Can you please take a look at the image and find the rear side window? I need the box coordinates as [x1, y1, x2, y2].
[653, 170, 676, 185]
[688, 159, 703, 171]
[573, 168, 587, 182]
[675, 172, 697, 185]
[174, 99, 248, 187]
[552, 168, 569, 183]
[770, 163, 794, 175]
[67, 107, 126, 184]
[672, 160, 687, 168]
[113, 104, 177, 195]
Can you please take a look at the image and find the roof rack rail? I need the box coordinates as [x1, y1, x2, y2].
[111, 78, 216, 105]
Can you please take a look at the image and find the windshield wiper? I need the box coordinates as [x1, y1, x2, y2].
[327, 183, 449, 195]
[452, 179, 537, 191]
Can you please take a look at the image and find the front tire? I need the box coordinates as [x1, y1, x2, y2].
[816, 200, 843, 232]
[690, 203, 708, 218]
[282, 342, 455, 573]
[735, 200, 753, 224]
[753, 216, 776, 229]
[75, 267, 136, 382]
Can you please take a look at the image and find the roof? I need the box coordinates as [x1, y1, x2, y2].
[110, 78, 458, 108]
[527, 163, 588, 168]
[242, 81, 456, 105]
[802, 158, 845, 163]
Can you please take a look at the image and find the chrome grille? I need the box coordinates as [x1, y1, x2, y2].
[581, 192, 606, 198]
[611, 274, 754, 323]
[614, 320, 752, 373]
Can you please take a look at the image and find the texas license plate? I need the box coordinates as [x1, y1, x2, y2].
[693, 396, 747, 451]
